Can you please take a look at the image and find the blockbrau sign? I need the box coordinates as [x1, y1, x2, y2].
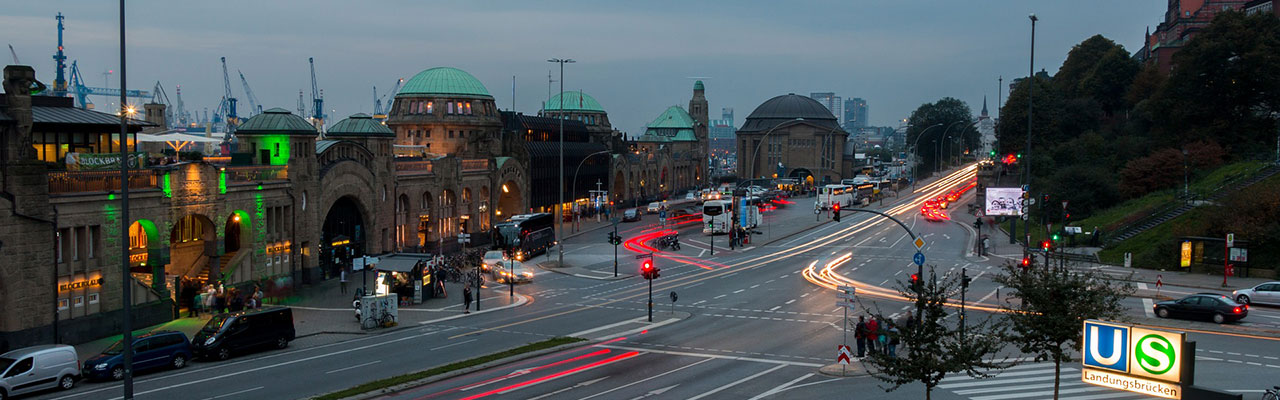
[1081, 320, 1186, 399]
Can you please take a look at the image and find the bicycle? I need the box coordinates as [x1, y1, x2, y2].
[363, 308, 396, 329]
[1262, 385, 1279, 400]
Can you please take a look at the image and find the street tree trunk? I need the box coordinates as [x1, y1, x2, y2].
[1053, 360, 1061, 399]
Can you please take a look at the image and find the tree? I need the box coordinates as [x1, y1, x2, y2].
[1055, 35, 1125, 100]
[862, 267, 1007, 400]
[906, 98, 976, 175]
[997, 75, 1064, 157]
[993, 262, 1133, 400]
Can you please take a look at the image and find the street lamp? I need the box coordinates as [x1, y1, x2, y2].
[570, 150, 612, 233]
[939, 120, 980, 171]
[1020, 13, 1037, 254]
[548, 58, 575, 268]
[909, 123, 944, 192]
[747, 118, 802, 181]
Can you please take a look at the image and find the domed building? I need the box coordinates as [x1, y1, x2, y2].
[736, 93, 849, 183]
[385, 67, 504, 158]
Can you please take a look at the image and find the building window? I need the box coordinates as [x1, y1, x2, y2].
[74, 296, 84, 308]
[465, 102, 473, 115]
[447, 102, 454, 114]
[426, 102, 433, 114]
[88, 293, 99, 304]
[448, 131, 454, 139]
[58, 299, 69, 310]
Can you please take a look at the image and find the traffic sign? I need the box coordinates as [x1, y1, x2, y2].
[837, 285, 856, 293]
[814, 208, 821, 215]
[837, 345, 853, 365]
[1021, 213, 1029, 221]
[1021, 184, 1029, 192]
[1226, 233, 1234, 248]
[913, 237, 925, 249]
[670, 291, 678, 302]
[635, 253, 653, 260]
[837, 292, 857, 300]
[913, 251, 925, 266]
[835, 300, 857, 309]
[1021, 199, 1029, 208]
[1029, 198, 1036, 205]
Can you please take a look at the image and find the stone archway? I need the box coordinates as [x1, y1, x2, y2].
[128, 219, 162, 271]
[788, 168, 813, 181]
[321, 196, 367, 280]
[169, 214, 215, 279]
[395, 194, 411, 251]
[497, 180, 522, 221]
[613, 171, 626, 203]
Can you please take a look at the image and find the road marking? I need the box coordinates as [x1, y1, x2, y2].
[699, 249, 707, 257]
[568, 317, 648, 338]
[714, 294, 727, 299]
[750, 284, 760, 289]
[1143, 298, 1156, 318]
[770, 306, 781, 311]
[693, 300, 706, 305]
[201, 386, 263, 400]
[734, 289, 745, 293]
[430, 338, 479, 351]
[419, 293, 529, 324]
[976, 287, 1001, 305]
[1138, 283, 1149, 290]
[748, 373, 814, 400]
[785, 299, 796, 305]
[598, 345, 822, 367]
[688, 364, 788, 400]
[526, 377, 609, 400]
[801, 293, 809, 298]
[576, 358, 712, 400]
[325, 360, 381, 374]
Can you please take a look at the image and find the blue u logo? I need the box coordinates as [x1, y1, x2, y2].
[1083, 322, 1128, 373]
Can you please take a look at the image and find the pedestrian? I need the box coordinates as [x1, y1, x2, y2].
[887, 325, 900, 358]
[204, 285, 216, 315]
[854, 316, 868, 358]
[229, 289, 244, 312]
[340, 268, 348, 295]
[215, 287, 228, 314]
[253, 285, 264, 309]
[183, 280, 197, 317]
[463, 284, 473, 314]
[865, 317, 879, 353]
[877, 319, 889, 354]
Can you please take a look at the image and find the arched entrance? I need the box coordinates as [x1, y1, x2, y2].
[169, 214, 215, 279]
[224, 211, 250, 254]
[418, 191, 433, 248]
[128, 219, 161, 272]
[613, 171, 626, 203]
[321, 196, 366, 280]
[478, 186, 491, 231]
[497, 180, 522, 221]
[788, 168, 813, 181]
[395, 194, 410, 251]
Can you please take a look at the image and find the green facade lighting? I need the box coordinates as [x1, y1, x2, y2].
[163, 171, 173, 197]
[259, 135, 292, 166]
[219, 170, 227, 194]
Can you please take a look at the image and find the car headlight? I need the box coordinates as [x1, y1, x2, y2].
[95, 363, 108, 370]
[204, 337, 217, 346]
[522, 272, 533, 277]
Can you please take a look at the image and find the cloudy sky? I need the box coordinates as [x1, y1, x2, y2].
[4, 1, 1155, 135]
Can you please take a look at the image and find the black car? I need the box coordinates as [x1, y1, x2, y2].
[1153, 293, 1248, 324]
[84, 330, 192, 380]
[192, 307, 296, 360]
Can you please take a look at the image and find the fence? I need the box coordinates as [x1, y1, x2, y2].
[396, 160, 435, 176]
[225, 165, 288, 182]
[47, 169, 159, 194]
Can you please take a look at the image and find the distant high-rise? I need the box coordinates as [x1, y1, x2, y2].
[843, 98, 868, 131]
[809, 92, 842, 125]
[709, 107, 735, 153]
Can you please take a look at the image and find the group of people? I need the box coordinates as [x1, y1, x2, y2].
[854, 312, 909, 359]
[184, 281, 265, 317]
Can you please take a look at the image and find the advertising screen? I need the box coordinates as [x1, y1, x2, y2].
[984, 187, 1024, 216]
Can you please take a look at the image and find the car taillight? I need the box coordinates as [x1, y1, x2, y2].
[1233, 307, 1242, 314]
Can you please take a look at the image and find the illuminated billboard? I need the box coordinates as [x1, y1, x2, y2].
[1081, 320, 1186, 399]
[984, 187, 1024, 216]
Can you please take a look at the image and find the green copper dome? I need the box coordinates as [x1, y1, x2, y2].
[328, 113, 394, 137]
[544, 91, 605, 112]
[694, 80, 704, 91]
[398, 67, 491, 97]
[640, 106, 696, 142]
[236, 107, 317, 135]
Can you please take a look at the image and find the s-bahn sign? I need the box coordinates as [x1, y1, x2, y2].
[1081, 320, 1186, 399]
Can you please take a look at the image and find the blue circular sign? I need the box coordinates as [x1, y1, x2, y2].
[913, 252, 925, 266]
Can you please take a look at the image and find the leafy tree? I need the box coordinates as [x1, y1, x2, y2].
[993, 262, 1134, 400]
[997, 75, 1064, 157]
[862, 267, 1007, 400]
[906, 98, 976, 175]
[1055, 35, 1125, 100]
[1118, 148, 1184, 197]
[1150, 11, 1280, 155]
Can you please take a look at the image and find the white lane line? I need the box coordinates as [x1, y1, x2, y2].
[699, 249, 707, 257]
[325, 360, 381, 374]
[976, 287, 1001, 305]
[770, 306, 781, 311]
[599, 345, 822, 367]
[785, 299, 796, 305]
[747, 373, 814, 400]
[1143, 298, 1156, 318]
[894, 270, 903, 276]
[715, 294, 727, 299]
[430, 338, 479, 351]
[1138, 283, 1149, 290]
[800, 293, 809, 298]
[568, 317, 646, 338]
[750, 284, 760, 289]
[202, 386, 264, 400]
[734, 289, 745, 294]
[576, 358, 712, 400]
[688, 364, 788, 400]
[693, 300, 706, 305]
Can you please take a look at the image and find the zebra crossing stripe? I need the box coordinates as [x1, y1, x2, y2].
[937, 367, 1073, 384]
[938, 362, 1147, 400]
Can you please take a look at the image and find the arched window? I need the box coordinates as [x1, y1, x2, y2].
[396, 194, 410, 249]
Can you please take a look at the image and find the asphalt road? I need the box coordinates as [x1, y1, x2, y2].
[27, 166, 1280, 400]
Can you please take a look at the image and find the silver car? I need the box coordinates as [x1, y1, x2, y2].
[1232, 281, 1280, 306]
[1, 344, 80, 398]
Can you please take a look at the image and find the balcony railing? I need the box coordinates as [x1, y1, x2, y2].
[461, 159, 488, 172]
[396, 160, 434, 176]
[204, 156, 231, 165]
[225, 165, 288, 183]
[48, 169, 159, 194]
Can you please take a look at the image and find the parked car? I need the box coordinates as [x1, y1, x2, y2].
[1232, 281, 1280, 306]
[481, 250, 506, 275]
[647, 202, 663, 213]
[1153, 293, 1248, 324]
[494, 260, 535, 283]
[0, 344, 80, 398]
[83, 330, 191, 381]
[192, 307, 296, 361]
[684, 192, 697, 201]
[622, 208, 641, 222]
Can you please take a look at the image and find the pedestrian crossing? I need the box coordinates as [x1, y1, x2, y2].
[937, 362, 1150, 400]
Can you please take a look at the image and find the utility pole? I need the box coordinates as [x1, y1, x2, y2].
[117, 1, 134, 397]
[548, 58, 575, 268]
[1022, 14, 1038, 254]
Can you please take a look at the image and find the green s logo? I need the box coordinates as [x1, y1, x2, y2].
[1134, 334, 1176, 375]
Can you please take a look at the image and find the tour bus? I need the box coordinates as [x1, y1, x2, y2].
[817, 184, 855, 210]
[491, 213, 555, 261]
[702, 197, 763, 235]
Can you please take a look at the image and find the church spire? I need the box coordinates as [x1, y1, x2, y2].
[981, 95, 989, 117]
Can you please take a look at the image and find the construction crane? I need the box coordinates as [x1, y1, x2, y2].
[309, 57, 324, 129]
[174, 85, 188, 127]
[238, 70, 262, 117]
[215, 56, 238, 139]
[67, 60, 150, 110]
[373, 78, 403, 120]
[150, 81, 174, 127]
[51, 12, 68, 97]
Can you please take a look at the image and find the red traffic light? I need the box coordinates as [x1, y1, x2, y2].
[642, 259, 653, 272]
[1021, 256, 1031, 267]
[910, 273, 920, 283]
[1041, 240, 1052, 251]
[833, 203, 840, 212]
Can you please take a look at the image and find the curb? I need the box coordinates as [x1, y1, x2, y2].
[536, 261, 633, 281]
[563, 220, 615, 241]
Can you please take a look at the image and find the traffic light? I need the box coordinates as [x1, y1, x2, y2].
[833, 203, 841, 222]
[1051, 233, 1061, 242]
[607, 232, 622, 246]
[909, 273, 920, 290]
[1021, 256, 1031, 269]
[641, 259, 659, 279]
[1041, 239, 1052, 252]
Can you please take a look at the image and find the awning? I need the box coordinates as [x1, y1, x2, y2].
[137, 131, 223, 152]
[374, 257, 422, 272]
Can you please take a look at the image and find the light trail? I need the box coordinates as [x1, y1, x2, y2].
[450, 351, 641, 400]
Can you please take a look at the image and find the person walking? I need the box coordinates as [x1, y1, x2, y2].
[204, 285, 217, 315]
[340, 268, 349, 295]
[252, 285, 264, 309]
[877, 318, 889, 355]
[887, 325, 900, 357]
[462, 284, 473, 314]
[854, 316, 868, 358]
[215, 287, 228, 314]
[865, 317, 879, 354]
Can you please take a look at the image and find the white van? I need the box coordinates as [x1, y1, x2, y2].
[0, 344, 80, 397]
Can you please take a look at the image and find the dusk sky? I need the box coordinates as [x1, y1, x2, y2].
[5, 1, 1156, 135]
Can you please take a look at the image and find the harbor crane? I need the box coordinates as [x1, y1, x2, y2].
[239, 70, 262, 116]
[309, 57, 325, 129]
[213, 56, 238, 139]
[373, 78, 403, 120]
[68, 60, 149, 110]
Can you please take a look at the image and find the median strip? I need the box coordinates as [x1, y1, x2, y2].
[312, 336, 586, 400]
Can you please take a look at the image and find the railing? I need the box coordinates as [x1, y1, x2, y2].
[48, 169, 159, 194]
[225, 165, 288, 182]
[204, 156, 231, 165]
[461, 159, 488, 172]
[396, 160, 434, 176]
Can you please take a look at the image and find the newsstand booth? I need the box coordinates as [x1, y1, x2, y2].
[371, 253, 432, 305]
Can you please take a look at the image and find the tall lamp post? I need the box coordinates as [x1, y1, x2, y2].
[548, 58, 575, 268]
[747, 118, 802, 181]
[939, 121, 980, 170]
[571, 150, 612, 233]
[909, 123, 944, 192]
[1022, 14, 1038, 253]
[115, 0, 137, 397]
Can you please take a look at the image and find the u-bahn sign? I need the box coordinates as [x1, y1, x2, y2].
[1081, 320, 1185, 399]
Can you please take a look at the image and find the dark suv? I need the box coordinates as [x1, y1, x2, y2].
[192, 307, 295, 360]
[84, 330, 191, 380]
[1154, 293, 1248, 324]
